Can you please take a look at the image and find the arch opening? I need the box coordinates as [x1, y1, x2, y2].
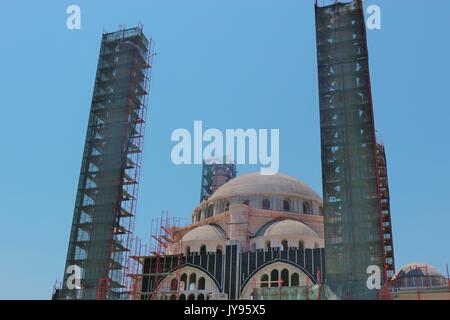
[270, 269, 279, 288]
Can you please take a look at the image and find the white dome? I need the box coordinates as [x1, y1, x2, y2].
[264, 219, 320, 238]
[208, 172, 321, 202]
[392, 263, 445, 280]
[182, 225, 225, 242]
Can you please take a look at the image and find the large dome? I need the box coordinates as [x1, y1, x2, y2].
[208, 172, 321, 202]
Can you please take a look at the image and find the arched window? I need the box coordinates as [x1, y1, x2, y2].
[224, 201, 230, 211]
[243, 200, 250, 206]
[189, 273, 196, 291]
[298, 241, 304, 250]
[188, 293, 195, 300]
[281, 269, 289, 287]
[207, 205, 214, 218]
[303, 202, 311, 214]
[261, 274, 269, 288]
[291, 273, 300, 286]
[180, 273, 187, 290]
[262, 199, 271, 210]
[216, 245, 223, 255]
[265, 241, 271, 251]
[198, 277, 205, 290]
[271, 269, 279, 287]
[179, 294, 186, 300]
[170, 294, 177, 300]
[197, 293, 205, 300]
[200, 244, 207, 255]
[170, 278, 178, 291]
[283, 199, 290, 211]
[281, 239, 288, 251]
[196, 210, 201, 222]
[185, 246, 191, 256]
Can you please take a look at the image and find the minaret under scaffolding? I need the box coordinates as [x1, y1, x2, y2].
[55, 26, 154, 300]
[314, 0, 389, 299]
[200, 158, 236, 203]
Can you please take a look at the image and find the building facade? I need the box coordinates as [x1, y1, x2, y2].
[132, 173, 333, 300]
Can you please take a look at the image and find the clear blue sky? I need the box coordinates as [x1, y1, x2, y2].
[0, 0, 449, 299]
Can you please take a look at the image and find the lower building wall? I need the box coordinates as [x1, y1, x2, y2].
[392, 289, 450, 300]
[252, 285, 337, 300]
[137, 244, 325, 300]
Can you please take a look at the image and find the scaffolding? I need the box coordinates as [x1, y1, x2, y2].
[376, 144, 395, 284]
[150, 211, 185, 300]
[126, 235, 150, 300]
[200, 159, 236, 202]
[51, 280, 63, 300]
[315, 0, 386, 299]
[128, 211, 184, 300]
[56, 26, 155, 300]
[445, 264, 450, 299]
[150, 211, 170, 299]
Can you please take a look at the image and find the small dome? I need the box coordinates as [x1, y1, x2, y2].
[392, 263, 445, 280]
[264, 219, 320, 238]
[182, 225, 225, 242]
[208, 172, 321, 202]
[391, 263, 448, 288]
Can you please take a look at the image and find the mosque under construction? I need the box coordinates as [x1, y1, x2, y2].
[52, 0, 450, 300]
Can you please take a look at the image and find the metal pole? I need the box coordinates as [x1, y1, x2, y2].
[446, 263, 450, 291]
[415, 265, 421, 300]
